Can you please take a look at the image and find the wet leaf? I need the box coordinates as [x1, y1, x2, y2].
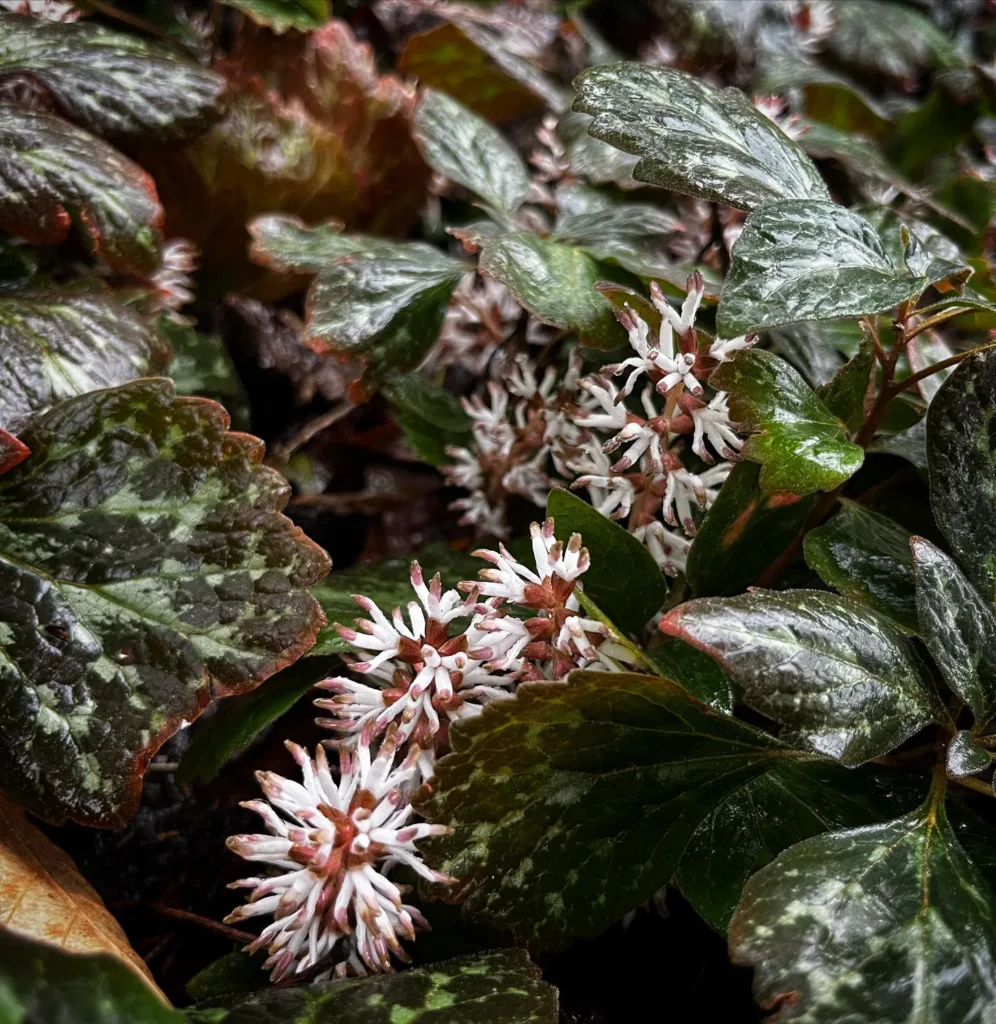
[0, 12, 225, 141]
[817, 336, 875, 434]
[947, 730, 990, 778]
[711, 349, 864, 495]
[0, 928, 180, 1024]
[927, 351, 996, 605]
[417, 669, 795, 949]
[413, 89, 531, 224]
[547, 487, 668, 636]
[188, 949, 557, 1023]
[0, 287, 171, 433]
[0, 105, 163, 274]
[0, 379, 329, 825]
[643, 637, 733, 715]
[219, 0, 328, 34]
[912, 537, 996, 728]
[716, 200, 970, 336]
[661, 590, 942, 766]
[729, 803, 996, 1024]
[573, 63, 829, 211]
[803, 500, 918, 634]
[0, 794, 165, 995]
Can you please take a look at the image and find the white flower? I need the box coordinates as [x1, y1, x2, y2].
[690, 392, 743, 464]
[708, 333, 756, 363]
[449, 490, 508, 538]
[634, 521, 692, 577]
[507, 353, 558, 401]
[502, 445, 552, 507]
[434, 274, 520, 374]
[442, 445, 484, 491]
[607, 303, 702, 400]
[603, 420, 665, 474]
[572, 377, 628, 432]
[662, 468, 708, 535]
[462, 383, 514, 455]
[225, 732, 451, 980]
[150, 238, 198, 315]
[651, 272, 703, 337]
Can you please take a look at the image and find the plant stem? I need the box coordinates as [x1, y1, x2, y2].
[949, 774, 995, 799]
[271, 401, 354, 465]
[887, 339, 996, 399]
[903, 305, 974, 342]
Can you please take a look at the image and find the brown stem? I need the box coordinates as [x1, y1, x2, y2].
[903, 306, 974, 343]
[271, 401, 354, 465]
[949, 774, 995, 799]
[110, 902, 256, 944]
[888, 339, 996, 400]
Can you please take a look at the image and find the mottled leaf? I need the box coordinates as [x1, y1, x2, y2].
[551, 182, 680, 249]
[413, 89, 530, 223]
[0, 105, 163, 273]
[711, 349, 864, 495]
[803, 501, 918, 633]
[220, 0, 328, 34]
[189, 949, 557, 1023]
[927, 351, 996, 605]
[476, 232, 629, 350]
[0, 928, 180, 1024]
[679, 762, 921, 933]
[0, 12, 225, 141]
[716, 200, 969, 337]
[546, 487, 668, 636]
[418, 669, 796, 949]
[661, 590, 941, 766]
[730, 803, 996, 1024]
[0, 379, 329, 825]
[305, 245, 465, 377]
[0, 288, 171, 433]
[912, 537, 996, 728]
[947, 730, 990, 778]
[572, 63, 829, 211]
[687, 461, 815, 597]
[0, 794, 164, 994]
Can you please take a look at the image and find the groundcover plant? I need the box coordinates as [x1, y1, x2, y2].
[0, 0, 995, 1021]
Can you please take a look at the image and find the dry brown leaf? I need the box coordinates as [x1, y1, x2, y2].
[0, 794, 166, 1001]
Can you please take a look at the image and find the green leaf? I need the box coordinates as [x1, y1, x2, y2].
[661, 590, 941, 766]
[768, 320, 860, 389]
[927, 351, 996, 605]
[188, 949, 557, 1023]
[417, 669, 795, 949]
[162, 320, 250, 431]
[249, 215, 361, 275]
[947, 730, 991, 778]
[0, 379, 329, 826]
[305, 246, 465, 376]
[551, 183, 680, 249]
[729, 803, 996, 1024]
[678, 761, 921, 933]
[711, 349, 864, 496]
[381, 374, 473, 468]
[558, 110, 638, 189]
[686, 461, 816, 597]
[219, 0, 328, 34]
[413, 89, 531, 224]
[0, 927, 181, 1024]
[870, 417, 928, 471]
[716, 200, 969, 337]
[643, 637, 733, 715]
[572, 63, 829, 211]
[310, 544, 488, 657]
[0, 12, 225, 141]
[817, 336, 875, 434]
[912, 537, 996, 728]
[177, 655, 338, 786]
[803, 500, 918, 634]
[546, 487, 668, 635]
[0, 106, 163, 273]
[476, 233, 629, 350]
[0, 288, 171, 433]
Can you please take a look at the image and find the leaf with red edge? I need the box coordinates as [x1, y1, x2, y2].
[0, 431, 29, 477]
[0, 378, 329, 826]
[140, 20, 429, 294]
[0, 106, 163, 274]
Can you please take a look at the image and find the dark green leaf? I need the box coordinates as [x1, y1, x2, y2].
[912, 536, 996, 728]
[871, 417, 928, 471]
[711, 349, 864, 495]
[803, 500, 918, 633]
[729, 803, 996, 1024]
[0, 379, 329, 825]
[476, 233, 629, 350]
[219, 0, 328, 33]
[188, 949, 557, 1023]
[0, 13, 224, 141]
[0, 288, 170, 433]
[417, 669, 794, 949]
[661, 590, 942, 766]
[184, 949, 267, 1003]
[686, 461, 816, 597]
[643, 637, 733, 715]
[768, 320, 859, 389]
[817, 336, 875, 434]
[413, 89, 530, 223]
[177, 655, 338, 785]
[716, 200, 969, 337]
[381, 374, 473, 468]
[0, 927, 181, 1024]
[558, 110, 638, 188]
[305, 246, 465, 376]
[927, 351, 996, 605]
[572, 63, 829, 211]
[948, 730, 991, 778]
[0, 105, 163, 273]
[162, 320, 250, 431]
[679, 761, 921, 933]
[546, 487, 667, 635]
[551, 183, 679, 248]
[248, 215, 390, 276]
